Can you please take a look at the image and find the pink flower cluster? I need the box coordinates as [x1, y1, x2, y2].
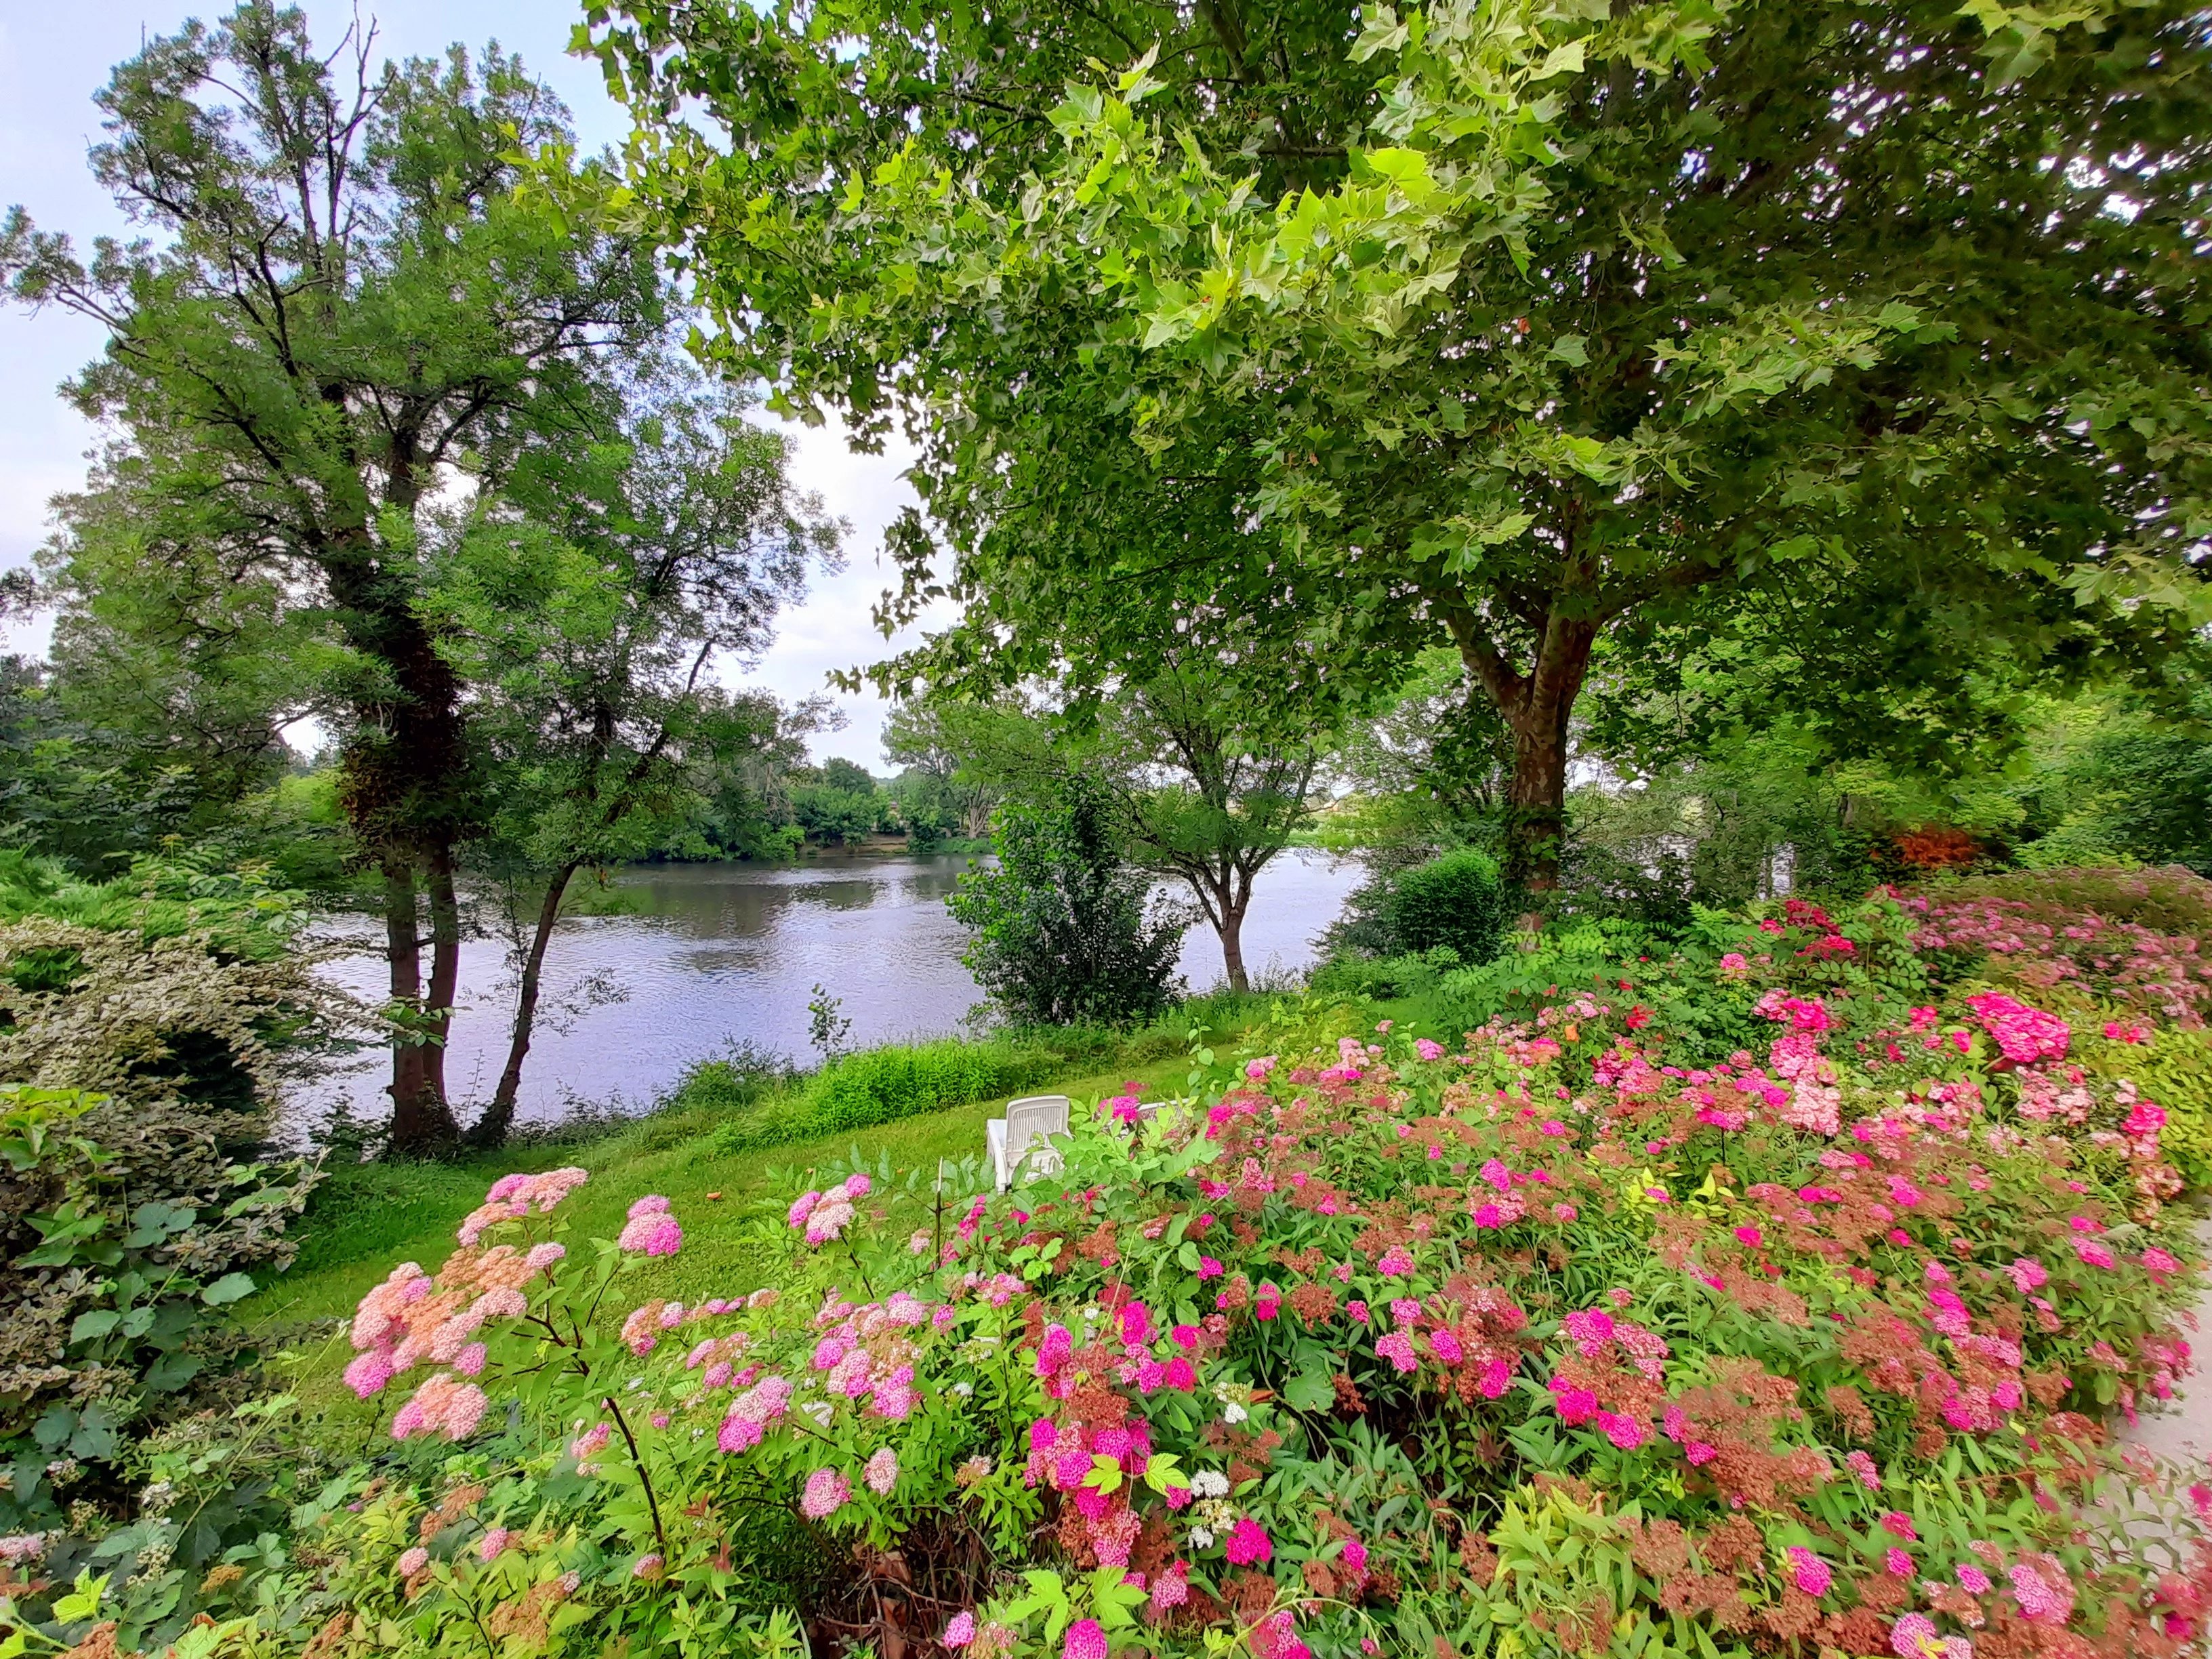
[789, 1172, 872, 1244]
[390, 1372, 489, 1441]
[455, 1167, 588, 1246]
[1027, 1412, 1156, 1568]
[344, 1173, 575, 1419]
[800, 1467, 851, 1519]
[619, 1296, 690, 1355]
[717, 1374, 793, 1452]
[1964, 993, 2070, 1065]
[617, 1195, 683, 1256]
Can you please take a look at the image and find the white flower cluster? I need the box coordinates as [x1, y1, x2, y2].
[1190, 1469, 1231, 1498]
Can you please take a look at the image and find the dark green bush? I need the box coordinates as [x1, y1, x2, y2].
[662, 1040, 801, 1118]
[804, 1038, 1061, 1131]
[1382, 848, 1513, 964]
[948, 776, 1189, 1026]
[1308, 947, 1460, 1002]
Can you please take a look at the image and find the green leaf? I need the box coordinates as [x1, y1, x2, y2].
[1282, 1370, 1336, 1412]
[1349, 6, 1409, 63]
[69, 1309, 121, 1344]
[1532, 40, 1586, 80]
[144, 1351, 204, 1393]
[1362, 148, 1434, 203]
[200, 1271, 257, 1306]
[1548, 334, 1589, 367]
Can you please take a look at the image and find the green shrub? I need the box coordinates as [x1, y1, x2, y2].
[0, 1084, 316, 1531]
[1308, 945, 1460, 1001]
[1427, 916, 1654, 1033]
[948, 775, 1189, 1026]
[1322, 848, 1514, 976]
[0, 894, 330, 1532]
[663, 1040, 800, 1118]
[2105, 1025, 2212, 1189]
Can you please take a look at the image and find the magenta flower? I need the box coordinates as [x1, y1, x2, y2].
[1891, 1614, 1939, 1659]
[2009, 1561, 2072, 1625]
[1787, 1546, 1832, 1597]
[1224, 1518, 1273, 1565]
[1374, 1330, 1419, 1373]
[1063, 1621, 1108, 1659]
[618, 1204, 684, 1255]
[1596, 1411, 1645, 1451]
[344, 1351, 395, 1399]
[943, 1612, 977, 1648]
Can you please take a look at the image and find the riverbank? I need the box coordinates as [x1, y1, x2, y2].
[299, 848, 1364, 1130]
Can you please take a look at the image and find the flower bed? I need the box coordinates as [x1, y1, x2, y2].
[25, 881, 2212, 1659]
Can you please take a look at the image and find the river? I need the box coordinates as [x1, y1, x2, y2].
[302, 847, 1364, 1128]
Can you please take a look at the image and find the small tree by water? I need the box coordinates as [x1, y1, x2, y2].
[947, 777, 1188, 1027]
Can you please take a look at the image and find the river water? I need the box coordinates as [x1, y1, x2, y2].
[302, 847, 1364, 1128]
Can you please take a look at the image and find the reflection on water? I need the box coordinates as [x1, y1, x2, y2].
[303, 848, 1361, 1128]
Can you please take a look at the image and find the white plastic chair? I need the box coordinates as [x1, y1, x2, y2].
[987, 1094, 1070, 1191]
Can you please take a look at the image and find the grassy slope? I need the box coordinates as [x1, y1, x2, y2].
[257, 1054, 1200, 1455]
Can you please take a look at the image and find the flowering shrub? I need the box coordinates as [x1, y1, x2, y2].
[793, 1000, 2205, 1659]
[29, 871, 2212, 1659]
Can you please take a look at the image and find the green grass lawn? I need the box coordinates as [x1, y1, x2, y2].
[255, 1054, 1200, 1455]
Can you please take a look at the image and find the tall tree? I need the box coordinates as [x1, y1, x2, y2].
[882, 696, 1030, 841]
[7, 4, 664, 1147]
[1085, 650, 1326, 995]
[591, 0, 2212, 890]
[426, 373, 840, 1147]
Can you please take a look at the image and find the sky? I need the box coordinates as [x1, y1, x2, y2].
[0, 1, 939, 770]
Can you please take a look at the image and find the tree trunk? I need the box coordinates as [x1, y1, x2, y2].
[469, 863, 579, 1151]
[1218, 893, 1250, 995]
[384, 859, 459, 1153]
[327, 544, 476, 1151]
[423, 844, 463, 1115]
[1446, 606, 1597, 895]
[1503, 708, 1572, 892]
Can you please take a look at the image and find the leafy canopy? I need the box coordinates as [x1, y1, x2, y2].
[588, 0, 2212, 879]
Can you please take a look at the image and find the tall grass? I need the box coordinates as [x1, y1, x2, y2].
[700, 1038, 1061, 1153]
